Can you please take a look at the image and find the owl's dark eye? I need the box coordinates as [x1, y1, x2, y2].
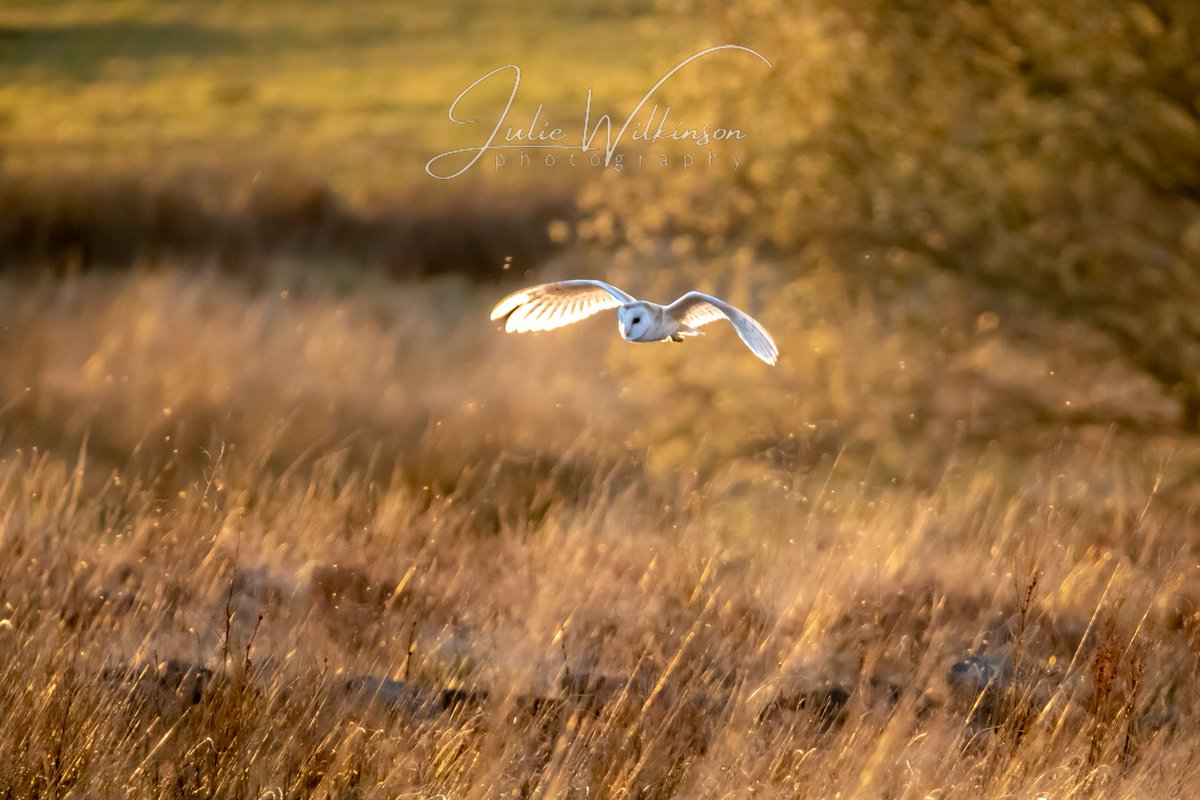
[632, 316, 641, 324]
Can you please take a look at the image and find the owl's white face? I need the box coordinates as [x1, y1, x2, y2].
[618, 303, 654, 341]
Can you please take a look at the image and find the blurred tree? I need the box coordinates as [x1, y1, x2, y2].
[588, 0, 1200, 429]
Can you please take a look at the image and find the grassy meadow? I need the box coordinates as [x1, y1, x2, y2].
[2, 1, 1200, 798]
[2, 268, 1199, 798]
[0, 0, 695, 190]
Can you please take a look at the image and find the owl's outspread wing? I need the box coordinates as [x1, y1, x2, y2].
[666, 292, 779, 365]
[490, 280, 637, 333]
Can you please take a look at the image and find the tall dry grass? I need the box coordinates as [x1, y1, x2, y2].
[0, 267, 1197, 797]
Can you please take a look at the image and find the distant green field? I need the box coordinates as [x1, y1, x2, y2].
[0, 0, 701, 197]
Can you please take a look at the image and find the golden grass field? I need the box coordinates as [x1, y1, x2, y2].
[3, 0, 1200, 798]
[0, 268, 1198, 798]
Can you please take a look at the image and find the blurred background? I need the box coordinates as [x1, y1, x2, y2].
[3, 0, 1199, 473]
[1, 0, 1200, 796]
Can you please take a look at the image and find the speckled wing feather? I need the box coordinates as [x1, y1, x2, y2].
[666, 292, 779, 365]
[490, 280, 636, 333]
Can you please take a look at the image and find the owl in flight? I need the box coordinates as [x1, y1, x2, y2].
[490, 280, 778, 365]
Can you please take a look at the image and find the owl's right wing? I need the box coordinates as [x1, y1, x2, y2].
[666, 291, 779, 365]
[489, 280, 636, 333]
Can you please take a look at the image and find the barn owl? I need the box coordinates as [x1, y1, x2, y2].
[490, 280, 779, 365]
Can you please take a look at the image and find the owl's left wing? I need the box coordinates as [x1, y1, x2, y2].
[490, 280, 635, 333]
[666, 292, 779, 365]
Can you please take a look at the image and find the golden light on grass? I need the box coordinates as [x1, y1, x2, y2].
[0, 270, 1196, 796]
[2, 0, 1200, 795]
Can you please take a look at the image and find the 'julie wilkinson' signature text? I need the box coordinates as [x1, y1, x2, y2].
[425, 45, 771, 180]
